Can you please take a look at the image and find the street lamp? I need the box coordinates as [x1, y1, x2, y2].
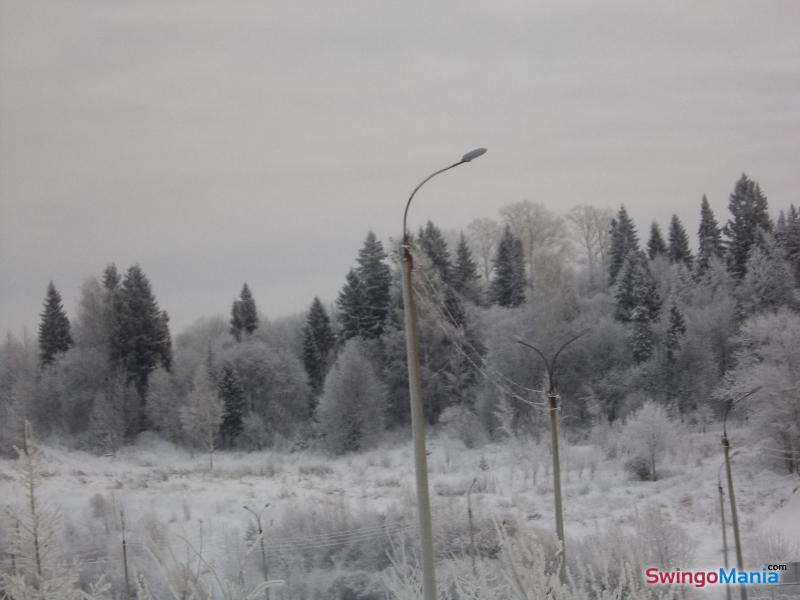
[721, 386, 761, 600]
[515, 330, 588, 584]
[401, 147, 487, 600]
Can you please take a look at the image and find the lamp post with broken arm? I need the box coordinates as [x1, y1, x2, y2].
[401, 147, 487, 600]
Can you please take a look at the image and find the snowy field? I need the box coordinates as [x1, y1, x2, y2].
[2, 427, 798, 599]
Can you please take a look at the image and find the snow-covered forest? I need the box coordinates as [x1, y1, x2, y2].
[2, 173, 800, 599]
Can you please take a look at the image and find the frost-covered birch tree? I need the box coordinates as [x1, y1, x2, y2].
[1, 422, 111, 599]
[181, 365, 224, 469]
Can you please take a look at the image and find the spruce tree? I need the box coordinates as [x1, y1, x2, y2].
[784, 205, 800, 281]
[230, 300, 244, 342]
[661, 302, 688, 405]
[511, 236, 526, 301]
[630, 305, 654, 363]
[667, 214, 693, 268]
[230, 283, 258, 341]
[697, 195, 724, 274]
[102, 263, 120, 293]
[775, 210, 788, 245]
[38, 282, 73, 367]
[665, 303, 687, 366]
[608, 205, 639, 284]
[355, 231, 391, 338]
[737, 234, 796, 314]
[238, 284, 258, 335]
[723, 173, 773, 278]
[218, 364, 245, 448]
[302, 297, 336, 396]
[639, 269, 662, 320]
[615, 251, 661, 322]
[418, 221, 453, 282]
[108, 265, 172, 429]
[443, 287, 467, 328]
[614, 254, 638, 321]
[156, 310, 173, 372]
[337, 268, 368, 340]
[101, 263, 121, 349]
[417, 223, 471, 325]
[490, 225, 526, 307]
[775, 206, 800, 279]
[453, 232, 481, 304]
[647, 222, 667, 260]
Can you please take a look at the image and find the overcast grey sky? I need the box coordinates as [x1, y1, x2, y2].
[2, 1, 799, 337]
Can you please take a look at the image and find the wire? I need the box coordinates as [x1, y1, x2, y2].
[194, 520, 413, 551]
[414, 264, 544, 399]
[0, 520, 416, 570]
[134, 519, 416, 559]
[253, 521, 413, 544]
[414, 286, 546, 411]
[758, 445, 800, 456]
[411, 263, 547, 410]
[1, 496, 486, 580]
[260, 525, 413, 554]
[754, 448, 800, 461]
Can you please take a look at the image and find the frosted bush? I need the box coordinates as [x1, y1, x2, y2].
[438, 405, 488, 449]
[620, 401, 678, 481]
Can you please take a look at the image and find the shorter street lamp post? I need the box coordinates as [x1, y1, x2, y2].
[401, 148, 487, 600]
[721, 386, 761, 600]
[515, 330, 588, 585]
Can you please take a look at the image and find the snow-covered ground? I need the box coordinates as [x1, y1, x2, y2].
[1, 426, 798, 599]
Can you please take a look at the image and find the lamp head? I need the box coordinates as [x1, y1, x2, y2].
[461, 147, 487, 162]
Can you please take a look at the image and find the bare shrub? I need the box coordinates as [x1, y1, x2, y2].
[438, 405, 488, 449]
[90, 492, 108, 519]
[377, 477, 402, 488]
[624, 455, 652, 481]
[298, 463, 333, 477]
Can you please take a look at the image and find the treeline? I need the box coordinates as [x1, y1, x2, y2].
[1, 173, 799, 468]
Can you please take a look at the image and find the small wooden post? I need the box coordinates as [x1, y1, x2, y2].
[467, 479, 478, 577]
[121, 510, 131, 600]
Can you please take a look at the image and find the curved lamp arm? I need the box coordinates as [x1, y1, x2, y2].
[402, 148, 487, 244]
[515, 329, 590, 394]
[722, 386, 761, 437]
